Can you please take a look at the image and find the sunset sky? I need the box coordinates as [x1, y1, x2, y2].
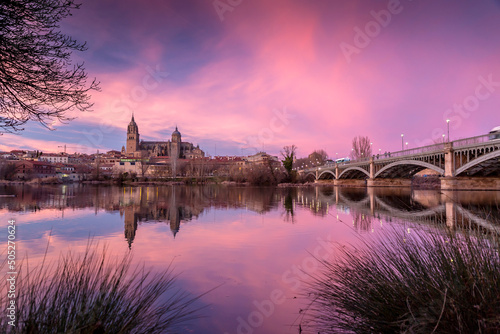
[2, 0, 500, 158]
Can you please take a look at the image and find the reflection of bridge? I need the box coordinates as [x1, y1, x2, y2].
[300, 134, 500, 190]
[294, 187, 500, 235]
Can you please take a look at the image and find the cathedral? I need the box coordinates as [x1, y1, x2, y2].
[123, 115, 205, 159]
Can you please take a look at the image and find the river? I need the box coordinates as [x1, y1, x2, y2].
[0, 184, 499, 333]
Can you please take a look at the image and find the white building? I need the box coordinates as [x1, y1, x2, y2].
[39, 153, 69, 164]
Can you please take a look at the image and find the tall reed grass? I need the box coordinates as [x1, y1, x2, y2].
[0, 242, 204, 333]
[303, 229, 500, 333]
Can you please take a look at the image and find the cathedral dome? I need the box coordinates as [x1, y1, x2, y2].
[172, 126, 181, 142]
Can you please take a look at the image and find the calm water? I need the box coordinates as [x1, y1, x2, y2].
[1, 184, 499, 333]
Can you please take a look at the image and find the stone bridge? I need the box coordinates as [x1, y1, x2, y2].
[299, 134, 500, 190]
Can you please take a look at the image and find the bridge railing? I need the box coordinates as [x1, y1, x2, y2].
[451, 134, 493, 149]
[374, 142, 445, 160]
[298, 132, 496, 172]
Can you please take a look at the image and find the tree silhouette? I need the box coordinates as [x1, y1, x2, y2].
[350, 136, 372, 160]
[0, 0, 99, 132]
[281, 145, 297, 175]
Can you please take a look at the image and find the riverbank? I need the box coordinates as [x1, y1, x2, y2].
[1, 176, 498, 190]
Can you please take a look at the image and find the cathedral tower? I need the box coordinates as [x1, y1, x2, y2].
[126, 115, 140, 154]
[171, 126, 181, 158]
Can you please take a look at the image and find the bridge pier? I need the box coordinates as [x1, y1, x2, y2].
[367, 178, 412, 187]
[444, 142, 454, 177]
[369, 157, 374, 179]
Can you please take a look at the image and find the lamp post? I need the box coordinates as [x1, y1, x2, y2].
[446, 119, 450, 142]
[405, 142, 408, 150]
[401, 134, 404, 150]
[442, 134, 445, 143]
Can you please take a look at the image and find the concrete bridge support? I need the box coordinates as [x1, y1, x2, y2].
[444, 143, 454, 177]
[441, 143, 456, 190]
[369, 158, 375, 179]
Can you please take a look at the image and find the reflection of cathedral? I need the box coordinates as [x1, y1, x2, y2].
[119, 185, 282, 247]
[123, 205, 185, 248]
[123, 115, 205, 158]
[121, 186, 203, 248]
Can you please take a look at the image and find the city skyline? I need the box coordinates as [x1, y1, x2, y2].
[1, 0, 499, 158]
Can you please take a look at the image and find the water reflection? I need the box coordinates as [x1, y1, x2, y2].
[1, 184, 499, 245]
[1, 184, 499, 333]
[293, 186, 500, 235]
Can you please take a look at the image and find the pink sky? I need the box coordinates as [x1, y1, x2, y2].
[2, 0, 500, 158]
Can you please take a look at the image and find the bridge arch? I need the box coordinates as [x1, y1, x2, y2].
[455, 205, 500, 234]
[338, 167, 370, 179]
[338, 193, 370, 208]
[318, 170, 336, 180]
[304, 172, 317, 181]
[455, 150, 500, 176]
[375, 197, 445, 219]
[374, 160, 444, 178]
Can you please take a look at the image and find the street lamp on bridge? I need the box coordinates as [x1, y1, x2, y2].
[401, 134, 404, 150]
[446, 119, 450, 142]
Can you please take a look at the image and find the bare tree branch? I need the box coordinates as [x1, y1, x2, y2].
[350, 136, 372, 160]
[0, 0, 100, 133]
